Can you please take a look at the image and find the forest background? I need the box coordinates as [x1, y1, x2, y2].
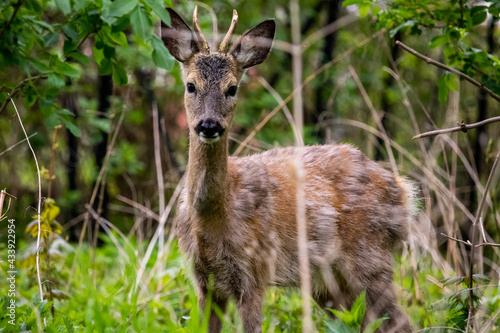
[1, 0, 500, 332]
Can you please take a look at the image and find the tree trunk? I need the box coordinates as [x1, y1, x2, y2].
[311, 0, 342, 141]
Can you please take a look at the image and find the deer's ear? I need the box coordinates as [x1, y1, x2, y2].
[230, 19, 275, 69]
[162, 8, 199, 63]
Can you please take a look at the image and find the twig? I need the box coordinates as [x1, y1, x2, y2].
[75, 32, 90, 50]
[348, 65, 399, 177]
[0, 75, 47, 114]
[301, 13, 358, 50]
[116, 195, 160, 221]
[47, 125, 61, 198]
[0, 189, 16, 220]
[152, 100, 165, 267]
[475, 242, 500, 248]
[9, 96, 45, 326]
[257, 77, 303, 146]
[395, 41, 500, 104]
[0, 132, 37, 158]
[413, 116, 500, 140]
[467, 148, 500, 330]
[441, 233, 472, 247]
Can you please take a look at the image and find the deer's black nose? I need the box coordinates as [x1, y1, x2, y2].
[195, 119, 225, 138]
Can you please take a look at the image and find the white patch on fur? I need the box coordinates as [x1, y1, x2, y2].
[199, 133, 220, 144]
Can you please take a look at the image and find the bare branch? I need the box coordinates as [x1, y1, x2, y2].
[475, 242, 500, 248]
[396, 41, 500, 104]
[413, 116, 500, 140]
[441, 233, 472, 247]
[116, 195, 160, 221]
[0, 132, 38, 158]
[467, 148, 500, 328]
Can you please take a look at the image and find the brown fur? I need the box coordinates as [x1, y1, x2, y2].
[163, 8, 414, 333]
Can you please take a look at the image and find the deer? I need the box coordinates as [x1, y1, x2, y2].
[161, 6, 415, 333]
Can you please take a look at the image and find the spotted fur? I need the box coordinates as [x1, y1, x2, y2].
[163, 7, 414, 333]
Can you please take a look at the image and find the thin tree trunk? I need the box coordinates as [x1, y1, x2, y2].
[63, 79, 80, 242]
[375, 32, 401, 161]
[312, 0, 342, 141]
[92, 74, 112, 245]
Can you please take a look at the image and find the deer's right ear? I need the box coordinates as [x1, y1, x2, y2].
[162, 8, 199, 63]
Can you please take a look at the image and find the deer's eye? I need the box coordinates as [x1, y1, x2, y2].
[226, 85, 237, 97]
[187, 82, 196, 94]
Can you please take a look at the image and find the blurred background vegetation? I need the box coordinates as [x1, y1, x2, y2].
[0, 0, 499, 331]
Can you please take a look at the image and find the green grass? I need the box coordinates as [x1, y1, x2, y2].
[1, 235, 498, 332]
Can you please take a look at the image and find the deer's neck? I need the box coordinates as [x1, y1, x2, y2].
[186, 131, 229, 223]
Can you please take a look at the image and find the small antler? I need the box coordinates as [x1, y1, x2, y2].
[219, 9, 238, 53]
[193, 6, 210, 54]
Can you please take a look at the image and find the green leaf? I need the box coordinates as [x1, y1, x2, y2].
[63, 24, 79, 41]
[44, 31, 61, 47]
[390, 20, 415, 38]
[342, 0, 365, 7]
[130, 6, 151, 42]
[54, 61, 80, 78]
[109, 31, 128, 46]
[45, 113, 61, 128]
[109, 0, 138, 17]
[103, 45, 116, 58]
[47, 74, 66, 88]
[67, 52, 90, 65]
[55, 0, 71, 15]
[57, 109, 75, 116]
[93, 46, 105, 65]
[151, 34, 175, 70]
[472, 10, 487, 25]
[74, 0, 91, 11]
[144, 0, 171, 25]
[98, 58, 113, 75]
[112, 62, 128, 86]
[363, 315, 388, 333]
[445, 73, 459, 91]
[429, 34, 448, 49]
[61, 118, 82, 137]
[29, 58, 50, 73]
[358, 3, 370, 18]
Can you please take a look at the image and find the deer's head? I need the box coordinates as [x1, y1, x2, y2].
[162, 7, 275, 144]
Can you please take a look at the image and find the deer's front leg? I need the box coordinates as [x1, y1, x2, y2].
[198, 289, 228, 333]
[236, 289, 264, 333]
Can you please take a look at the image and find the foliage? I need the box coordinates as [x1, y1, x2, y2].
[21, 198, 72, 302]
[343, 0, 500, 102]
[0, 0, 175, 136]
[324, 291, 387, 333]
[439, 274, 492, 330]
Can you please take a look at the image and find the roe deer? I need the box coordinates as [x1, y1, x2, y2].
[162, 7, 415, 333]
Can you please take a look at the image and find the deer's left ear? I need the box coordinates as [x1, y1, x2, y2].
[230, 19, 275, 69]
[162, 8, 199, 63]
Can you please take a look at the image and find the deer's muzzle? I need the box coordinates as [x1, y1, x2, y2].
[195, 119, 225, 144]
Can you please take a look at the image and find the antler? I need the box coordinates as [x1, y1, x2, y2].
[219, 9, 238, 53]
[193, 6, 210, 54]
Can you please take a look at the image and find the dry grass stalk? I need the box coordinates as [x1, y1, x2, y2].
[9, 95, 45, 326]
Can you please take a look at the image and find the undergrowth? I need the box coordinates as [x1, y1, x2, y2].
[1, 234, 499, 332]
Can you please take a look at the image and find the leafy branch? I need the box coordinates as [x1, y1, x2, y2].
[395, 41, 500, 104]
